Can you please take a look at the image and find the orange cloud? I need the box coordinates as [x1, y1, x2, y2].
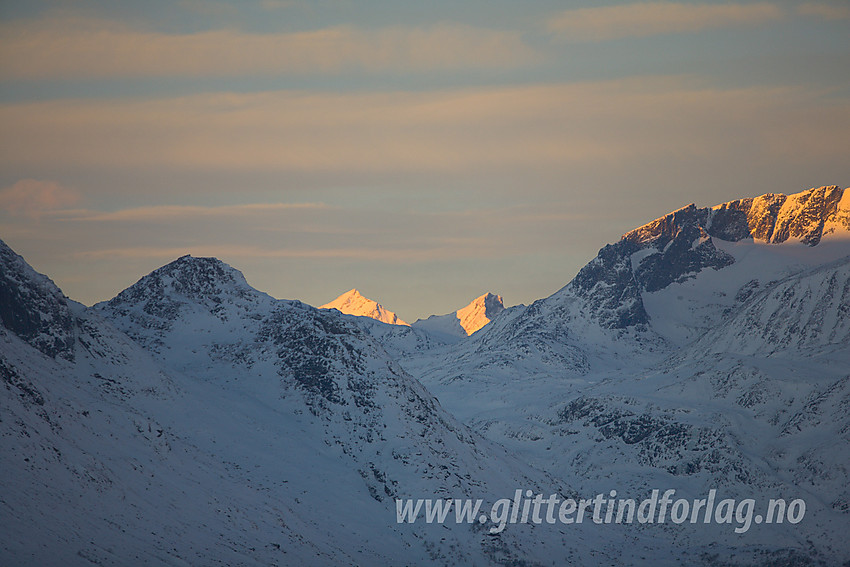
[71, 244, 489, 263]
[56, 202, 325, 222]
[0, 179, 80, 218]
[0, 18, 539, 80]
[797, 2, 850, 20]
[1, 79, 846, 174]
[547, 2, 782, 41]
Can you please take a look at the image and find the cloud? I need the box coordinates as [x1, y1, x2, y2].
[0, 179, 80, 218]
[70, 244, 483, 263]
[0, 17, 539, 79]
[57, 202, 325, 222]
[177, 0, 238, 17]
[1, 78, 847, 176]
[37, 200, 562, 267]
[797, 2, 850, 20]
[259, 0, 295, 10]
[547, 2, 782, 41]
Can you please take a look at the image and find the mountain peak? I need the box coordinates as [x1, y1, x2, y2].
[118, 254, 254, 302]
[96, 254, 270, 335]
[411, 292, 505, 338]
[622, 203, 705, 247]
[456, 292, 505, 335]
[320, 289, 409, 326]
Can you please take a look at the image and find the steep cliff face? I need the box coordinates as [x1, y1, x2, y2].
[708, 185, 847, 245]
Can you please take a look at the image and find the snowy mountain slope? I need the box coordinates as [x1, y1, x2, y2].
[519, 345, 850, 563]
[2, 317, 456, 566]
[338, 312, 464, 358]
[633, 236, 850, 349]
[320, 288, 409, 326]
[3, 242, 657, 566]
[414, 292, 505, 338]
[685, 254, 850, 356]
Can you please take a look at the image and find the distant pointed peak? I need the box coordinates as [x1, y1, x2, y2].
[456, 292, 505, 335]
[468, 292, 504, 314]
[477, 291, 503, 303]
[320, 288, 409, 326]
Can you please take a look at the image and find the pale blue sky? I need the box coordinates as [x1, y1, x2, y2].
[1, 0, 848, 320]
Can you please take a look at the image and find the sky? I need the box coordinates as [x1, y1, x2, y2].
[0, 0, 848, 321]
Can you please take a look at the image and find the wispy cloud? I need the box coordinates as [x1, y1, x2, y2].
[797, 2, 850, 20]
[259, 0, 295, 11]
[547, 2, 782, 41]
[71, 244, 486, 263]
[0, 17, 539, 79]
[2, 79, 846, 175]
[176, 0, 239, 17]
[26, 200, 566, 267]
[0, 179, 80, 218]
[56, 202, 325, 222]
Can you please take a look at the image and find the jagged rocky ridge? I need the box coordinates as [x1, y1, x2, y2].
[566, 185, 849, 329]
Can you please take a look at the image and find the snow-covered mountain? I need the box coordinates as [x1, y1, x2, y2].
[320, 288, 409, 326]
[414, 292, 505, 338]
[398, 185, 850, 565]
[3, 242, 658, 566]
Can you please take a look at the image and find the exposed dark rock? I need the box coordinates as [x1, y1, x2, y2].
[0, 239, 75, 360]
